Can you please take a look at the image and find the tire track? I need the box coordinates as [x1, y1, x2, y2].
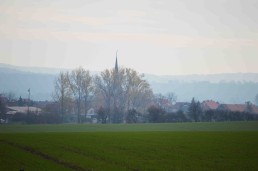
[0, 139, 90, 171]
[62, 146, 140, 171]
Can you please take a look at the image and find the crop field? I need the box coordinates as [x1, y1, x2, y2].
[0, 121, 258, 171]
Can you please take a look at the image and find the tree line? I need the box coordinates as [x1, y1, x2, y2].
[53, 67, 153, 123]
[147, 98, 258, 123]
[2, 66, 258, 124]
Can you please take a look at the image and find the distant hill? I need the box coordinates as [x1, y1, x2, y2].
[144, 73, 258, 83]
[145, 73, 258, 103]
[1, 63, 258, 103]
[0, 68, 56, 101]
[0, 63, 69, 75]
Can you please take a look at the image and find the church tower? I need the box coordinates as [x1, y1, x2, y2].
[113, 50, 121, 123]
[115, 51, 118, 72]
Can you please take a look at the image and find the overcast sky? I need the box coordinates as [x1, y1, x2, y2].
[0, 0, 258, 75]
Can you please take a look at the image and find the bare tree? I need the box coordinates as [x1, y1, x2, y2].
[6, 92, 16, 102]
[124, 68, 153, 113]
[82, 69, 93, 119]
[68, 67, 92, 123]
[112, 67, 126, 123]
[53, 66, 153, 124]
[255, 94, 258, 106]
[154, 94, 166, 107]
[94, 69, 114, 122]
[53, 71, 70, 122]
[167, 92, 177, 105]
[94, 67, 153, 123]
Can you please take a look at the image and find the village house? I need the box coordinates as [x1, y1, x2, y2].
[170, 102, 190, 114]
[217, 103, 258, 114]
[201, 100, 220, 111]
[84, 108, 98, 123]
[6, 106, 42, 115]
[1, 106, 42, 123]
[200, 100, 258, 114]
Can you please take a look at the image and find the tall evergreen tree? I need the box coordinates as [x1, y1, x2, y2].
[188, 98, 202, 122]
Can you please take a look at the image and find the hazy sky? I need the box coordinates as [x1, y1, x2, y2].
[0, 0, 258, 75]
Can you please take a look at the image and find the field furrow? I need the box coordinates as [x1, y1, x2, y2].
[0, 139, 88, 171]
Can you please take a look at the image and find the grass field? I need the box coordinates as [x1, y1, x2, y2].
[0, 121, 258, 171]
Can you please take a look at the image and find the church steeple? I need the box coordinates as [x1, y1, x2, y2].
[115, 50, 118, 72]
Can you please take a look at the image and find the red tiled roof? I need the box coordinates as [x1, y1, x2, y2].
[224, 104, 246, 112]
[202, 100, 219, 110]
[250, 105, 258, 114]
[220, 104, 258, 114]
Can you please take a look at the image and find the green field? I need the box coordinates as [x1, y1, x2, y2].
[1, 121, 258, 171]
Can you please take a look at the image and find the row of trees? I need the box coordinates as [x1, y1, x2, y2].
[2, 92, 258, 124]
[0, 95, 7, 121]
[147, 98, 202, 123]
[255, 94, 258, 106]
[147, 98, 258, 123]
[187, 98, 258, 122]
[53, 67, 153, 123]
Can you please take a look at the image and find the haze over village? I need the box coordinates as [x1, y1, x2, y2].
[1, 1, 258, 171]
[1, 56, 258, 124]
[1, 0, 258, 124]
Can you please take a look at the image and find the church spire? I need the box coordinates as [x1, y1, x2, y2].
[115, 50, 118, 72]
